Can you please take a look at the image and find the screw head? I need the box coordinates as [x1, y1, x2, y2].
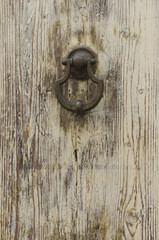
[76, 101, 82, 111]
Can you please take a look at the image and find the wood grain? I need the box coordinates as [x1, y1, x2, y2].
[0, 0, 159, 239]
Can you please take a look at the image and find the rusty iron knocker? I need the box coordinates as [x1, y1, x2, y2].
[55, 47, 104, 113]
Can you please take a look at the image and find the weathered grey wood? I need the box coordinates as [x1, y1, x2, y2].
[0, 0, 159, 239]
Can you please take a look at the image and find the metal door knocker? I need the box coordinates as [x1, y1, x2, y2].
[55, 47, 103, 113]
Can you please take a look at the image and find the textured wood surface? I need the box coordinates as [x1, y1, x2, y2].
[0, 0, 159, 239]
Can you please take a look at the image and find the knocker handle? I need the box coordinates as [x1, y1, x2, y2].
[55, 47, 104, 113]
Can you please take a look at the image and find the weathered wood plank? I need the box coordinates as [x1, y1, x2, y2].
[0, 0, 159, 239]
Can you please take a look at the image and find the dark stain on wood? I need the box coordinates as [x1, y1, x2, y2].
[64, 165, 73, 198]
[74, 149, 78, 162]
[77, 29, 84, 43]
[59, 109, 74, 133]
[106, 65, 121, 114]
[48, 209, 110, 239]
[90, 25, 97, 45]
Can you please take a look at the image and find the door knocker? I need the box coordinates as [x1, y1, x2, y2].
[55, 47, 104, 113]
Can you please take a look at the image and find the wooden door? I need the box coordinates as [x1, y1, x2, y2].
[0, 0, 159, 239]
